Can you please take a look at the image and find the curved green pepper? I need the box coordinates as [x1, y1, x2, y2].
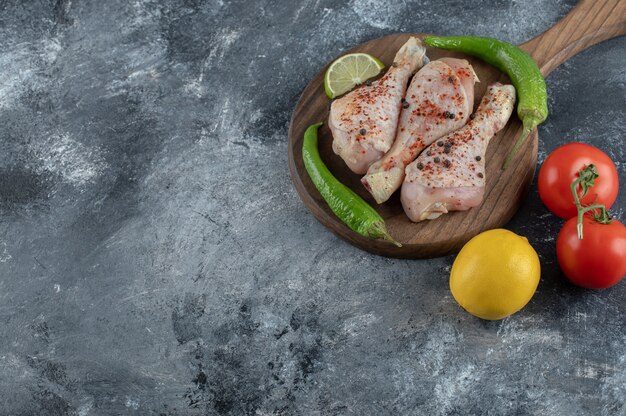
[302, 123, 401, 246]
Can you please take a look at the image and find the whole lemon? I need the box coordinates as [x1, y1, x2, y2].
[450, 229, 541, 320]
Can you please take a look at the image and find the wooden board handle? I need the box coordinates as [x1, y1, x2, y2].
[520, 0, 626, 76]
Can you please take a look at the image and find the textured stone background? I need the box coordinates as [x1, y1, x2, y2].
[0, 0, 624, 415]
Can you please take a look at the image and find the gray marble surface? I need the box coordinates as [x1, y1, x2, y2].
[0, 0, 624, 415]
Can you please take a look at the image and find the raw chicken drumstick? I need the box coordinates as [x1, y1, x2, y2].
[361, 58, 477, 203]
[329, 37, 427, 174]
[401, 83, 516, 222]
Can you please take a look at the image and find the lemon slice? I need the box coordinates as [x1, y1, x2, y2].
[324, 53, 385, 99]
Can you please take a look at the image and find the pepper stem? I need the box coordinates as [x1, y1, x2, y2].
[502, 127, 531, 169]
[503, 113, 546, 170]
[370, 221, 402, 247]
[570, 164, 612, 239]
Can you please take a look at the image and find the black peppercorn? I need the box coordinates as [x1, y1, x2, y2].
[443, 159, 450, 167]
[444, 147, 450, 154]
[477, 172, 484, 178]
[469, 113, 475, 120]
[437, 141, 444, 147]
[417, 162, 424, 170]
[434, 157, 440, 163]
[475, 155, 481, 161]
[448, 76, 454, 83]
[402, 101, 409, 109]
[360, 128, 367, 135]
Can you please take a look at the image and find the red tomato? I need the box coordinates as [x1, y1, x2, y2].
[538, 143, 619, 219]
[556, 216, 626, 289]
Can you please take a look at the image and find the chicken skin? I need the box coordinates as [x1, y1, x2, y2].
[401, 83, 516, 222]
[329, 37, 427, 174]
[361, 58, 477, 203]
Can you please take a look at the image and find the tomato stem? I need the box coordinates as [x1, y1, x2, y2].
[570, 164, 612, 240]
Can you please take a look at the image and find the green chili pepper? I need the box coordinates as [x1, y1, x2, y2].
[302, 123, 401, 247]
[423, 35, 548, 169]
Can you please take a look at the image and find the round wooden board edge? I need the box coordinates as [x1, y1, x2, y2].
[287, 33, 539, 259]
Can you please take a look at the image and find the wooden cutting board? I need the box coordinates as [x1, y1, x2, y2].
[288, 0, 626, 258]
